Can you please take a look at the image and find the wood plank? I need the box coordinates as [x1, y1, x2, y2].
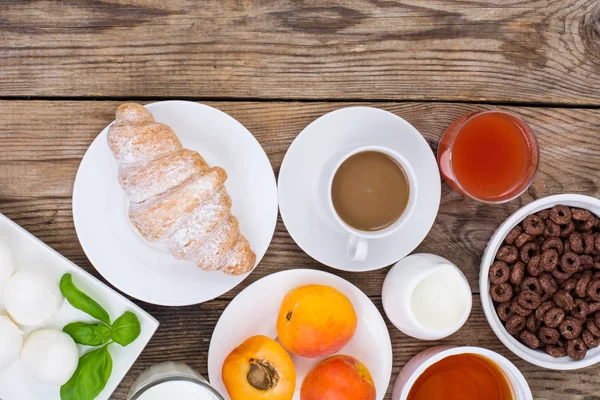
[1, 1, 600, 104]
[0, 100, 599, 399]
[1, 100, 599, 299]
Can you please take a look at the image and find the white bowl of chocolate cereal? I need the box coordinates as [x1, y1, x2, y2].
[480, 194, 600, 370]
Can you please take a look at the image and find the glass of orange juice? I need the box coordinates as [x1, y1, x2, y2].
[437, 110, 539, 203]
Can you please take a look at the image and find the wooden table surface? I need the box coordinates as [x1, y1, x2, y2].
[1, 1, 600, 399]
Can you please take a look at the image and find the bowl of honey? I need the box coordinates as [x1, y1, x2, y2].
[392, 346, 532, 400]
[438, 110, 539, 203]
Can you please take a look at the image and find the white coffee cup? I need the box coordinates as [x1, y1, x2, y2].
[328, 145, 418, 262]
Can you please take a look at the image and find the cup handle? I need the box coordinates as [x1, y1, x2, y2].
[347, 235, 368, 262]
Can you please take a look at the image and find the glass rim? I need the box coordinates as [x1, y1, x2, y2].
[444, 110, 540, 204]
[129, 376, 226, 400]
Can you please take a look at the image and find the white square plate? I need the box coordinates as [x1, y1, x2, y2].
[0, 213, 159, 400]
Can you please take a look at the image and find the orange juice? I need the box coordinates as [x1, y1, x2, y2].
[438, 111, 538, 203]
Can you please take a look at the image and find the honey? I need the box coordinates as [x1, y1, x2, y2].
[407, 353, 514, 400]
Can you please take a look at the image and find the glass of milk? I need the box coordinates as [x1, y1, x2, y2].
[128, 362, 225, 400]
[382, 253, 472, 340]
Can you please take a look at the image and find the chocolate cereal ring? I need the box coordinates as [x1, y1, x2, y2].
[536, 301, 555, 320]
[571, 299, 589, 320]
[588, 302, 600, 314]
[560, 221, 575, 238]
[544, 220, 561, 238]
[538, 327, 560, 345]
[489, 261, 510, 284]
[587, 280, 600, 302]
[527, 255, 543, 277]
[586, 318, 600, 337]
[567, 338, 587, 360]
[490, 283, 513, 303]
[542, 237, 563, 254]
[518, 291, 542, 310]
[505, 225, 523, 245]
[576, 273, 592, 298]
[536, 209, 551, 219]
[552, 266, 573, 282]
[526, 314, 542, 333]
[520, 330, 541, 349]
[553, 290, 575, 311]
[595, 312, 600, 329]
[583, 233, 596, 254]
[510, 261, 526, 286]
[515, 233, 533, 248]
[569, 232, 584, 254]
[545, 341, 567, 358]
[571, 208, 592, 221]
[561, 277, 577, 292]
[541, 249, 559, 272]
[560, 252, 581, 274]
[521, 277, 543, 296]
[510, 299, 532, 317]
[560, 317, 583, 340]
[544, 307, 566, 328]
[496, 302, 513, 322]
[506, 314, 526, 335]
[523, 215, 545, 236]
[596, 233, 600, 253]
[550, 205, 572, 225]
[577, 214, 596, 232]
[539, 273, 558, 295]
[520, 242, 540, 263]
[582, 329, 600, 349]
[496, 245, 519, 263]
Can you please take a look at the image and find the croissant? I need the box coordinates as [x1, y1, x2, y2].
[107, 103, 256, 275]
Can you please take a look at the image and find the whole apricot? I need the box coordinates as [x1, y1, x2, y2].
[301, 355, 376, 400]
[222, 335, 296, 400]
[277, 284, 357, 358]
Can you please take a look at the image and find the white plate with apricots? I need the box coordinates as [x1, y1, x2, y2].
[207, 269, 393, 400]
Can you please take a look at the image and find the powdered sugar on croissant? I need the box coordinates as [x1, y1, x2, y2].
[107, 103, 256, 275]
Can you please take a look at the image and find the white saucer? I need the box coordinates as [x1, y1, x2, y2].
[72, 101, 278, 306]
[278, 107, 441, 271]
[207, 269, 393, 400]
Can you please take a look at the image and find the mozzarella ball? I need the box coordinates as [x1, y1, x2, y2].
[21, 329, 79, 385]
[0, 315, 23, 369]
[0, 241, 17, 297]
[3, 269, 64, 326]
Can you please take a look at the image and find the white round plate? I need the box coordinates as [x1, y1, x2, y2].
[72, 101, 278, 306]
[481, 194, 600, 370]
[279, 107, 441, 271]
[208, 269, 393, 400]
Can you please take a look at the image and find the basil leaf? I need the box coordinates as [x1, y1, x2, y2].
[60, 274, 111, 325]
[111, 311, 141, 347]
[60, 345, 112, 400]
[63, 322, 111, 346]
